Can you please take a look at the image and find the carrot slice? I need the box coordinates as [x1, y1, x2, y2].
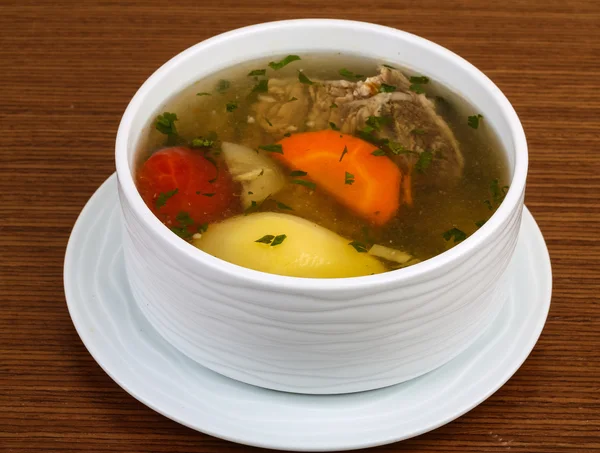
[275, 130, 402, 225]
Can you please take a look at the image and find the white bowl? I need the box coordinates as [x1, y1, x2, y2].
[115, 19, 527, 394]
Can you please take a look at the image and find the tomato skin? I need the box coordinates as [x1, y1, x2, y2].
[136, 147, 240, 231]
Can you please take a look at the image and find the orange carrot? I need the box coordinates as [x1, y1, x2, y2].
[275, 130, 402, 225]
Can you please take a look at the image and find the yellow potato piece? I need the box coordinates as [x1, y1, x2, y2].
[192, 212, 387, 278]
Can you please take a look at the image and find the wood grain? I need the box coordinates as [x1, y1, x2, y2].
[1, 0, 598, 451]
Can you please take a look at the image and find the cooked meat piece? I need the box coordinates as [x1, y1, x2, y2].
[250, 66, 464, 184]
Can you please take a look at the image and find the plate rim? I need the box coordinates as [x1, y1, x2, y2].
[64, 173, 552, 451]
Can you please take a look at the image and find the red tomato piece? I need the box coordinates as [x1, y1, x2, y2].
[136, 147, 240, 232]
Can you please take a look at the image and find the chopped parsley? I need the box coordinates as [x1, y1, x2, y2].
[248, 69, 266, 76]
[409, 75, 430, 84]
[290, 170, 307, 177]
[155, 112, 178, 136]
[244, 200, 259, 215]
[468, 114, 483, 129]
[270, 234, 287, 246]
[255, 234, 275, 244]
[283, 132, 292, 137]
[175, 211, 194, 226]
[252, 79, 269, 93]
[265, 118, 273, 127]
[484, 199, 493, 210]
[415, 150, 433, 173]
[371, 149, 387, 156]
[409, 84, 426, 94]
[291, 179, 316, 190]
[382, 64, 396, 69]
[276, 201, 293, 210]
[196, 92, 211, 96]
[170, 226, 192, 239]
[268, 55, 301, 70]
[216, 79, 230, 93]
[412, 128, 426, 135]
[330, 102, 338, 109]
[389, 141, 415, 155]
[475, 220, 486, 228]
[329, 121, 340, 131]
[298, 71, 314, 85]
[365, 115, 391, 131]
[247, 191, 254, 195]
[339, 145, 348, 162]
[345, 171, 355, 185]
[197, 223, 208, 233]
[226, 101, 238, 112]
[156, 188, 178, 209]
[442, 228, 467, 244]
[379, 83, 396, 93]
[200, 193, 215, 197]
[348, 241, 368, 253]
[490, 178, 509, 203]
[190, 137, 214, 148]
[255, 234, 287, 246]
[259, 144, 283, 154]
[339, 68, 364, 80]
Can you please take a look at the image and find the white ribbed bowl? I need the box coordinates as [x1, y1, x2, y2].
[115, 20, 528, 394]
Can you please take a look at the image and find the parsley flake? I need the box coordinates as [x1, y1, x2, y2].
[270, 234, 287, 246]
[409, 84, 425, 94]
[248, 69, 266, 76]
[156, 188, 178, 209]
[339, 145, 348, 162]
[291, 179, 316, 190]
[339, 68, 364, 80]
[468, 114, 483, 129]
[298, 71, 313, 85]
[379, 83, 396, 93]
[196, 92, 211, 96]
[216, 79, 230, 93]
[265, 118, 273, 127]
[409, 75, 430, 84]
[348, 241, 368, 253]
[330, 102, 338, 109]
[255, 234, 275, 244]
[197, 223, 208, 233]
[371, 149, 387, 156]
[155, 112, 178, 136]
[226, 101, 238, 112]
[268, 55, 301, 70]
[345, 171, 355, 185]
[259, 144, 283, 154]
[290, 170, 307, 177]
[412, 128, 426, 135]
[276, 201, 293, 210]
[176, 211, 194, 226]
[442, 228, 467, 244]
[191, 137, 214, 148]
[170, 226, 192, 239]
[475, 220, 486, 228]
[416, 151, 433, 173]
[329, 121, 340, 131]
[252, 79, 269, 93]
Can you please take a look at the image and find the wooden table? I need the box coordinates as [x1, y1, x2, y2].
[1, 1, 598, 451]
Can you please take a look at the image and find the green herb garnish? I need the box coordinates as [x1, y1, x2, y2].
[409, 84, 425, 94]
[248, 69, 266, 76]
[442, 228, 467, 243]
[338, 68, 364, 80]
[191, 137, 214, 148]
[490, 178, 509, 204]
[226, 101, 238, 112]
[265, 118, 273, 127]
[329, 122, 340, 131]
[270, 234, 287, 247]
[247, 191, 254, 195]
[197, 223, 208, 233]
[156, 188, 178, 209]
[409, 75, 430, 84]
[259, 144, 283, 154]
[216, 79, 230, 93]
[348, 241, 368, 253]
[290, 170, 307, 177]
[155, 112, 178, 136]
[255, 234, 275, 244]
[415, 151, 433, 173]
[345, 171, 355, 185]
[388, 141, 415, 156]
[176, 211, 194, 226]
[484, 199, 493, 210]
[412, 128, 426, 135]
[276, 201, 293, 210]
[201, 193, 215, 197]
[291, 179, 316, 190]
[371, 149, 387, 156]
[382, 64, 396, 69]
[196, 92, 211, 96]
[298, 71, 313, 85]
[268, 55, 301, 70]
[339, 145, 348, 162]
[244, 200, 259, 215]
[252, 79, 269, 93]
[170, 226, 192, 239]
[365, 115, 391, 131]
[283, 132, 292, 137]
[475, 220, 486, 228]
[468, 114, 483, 129]
[379, 83, 396, 93]
[330, 102, 338, 109]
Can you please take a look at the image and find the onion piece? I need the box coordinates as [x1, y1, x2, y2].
[368, 244, 412, 264]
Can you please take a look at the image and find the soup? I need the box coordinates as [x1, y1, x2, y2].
[135, 54, 509, 278]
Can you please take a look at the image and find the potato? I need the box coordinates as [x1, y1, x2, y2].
[192, 212, 387, 278]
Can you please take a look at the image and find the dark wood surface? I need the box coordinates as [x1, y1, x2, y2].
[1, 1, 599, 452]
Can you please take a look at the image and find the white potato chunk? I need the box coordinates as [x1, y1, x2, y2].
[221, 142, 285, 208]
[193, 212, 387, 278]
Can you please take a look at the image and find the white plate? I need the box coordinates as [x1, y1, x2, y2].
[64, 174, 552, 451]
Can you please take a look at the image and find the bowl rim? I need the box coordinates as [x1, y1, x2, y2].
[115, 18, 528, 292]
